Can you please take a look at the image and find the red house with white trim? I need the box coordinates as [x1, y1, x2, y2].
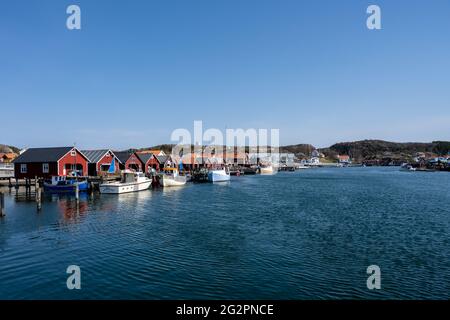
[13, 147, 89, 179]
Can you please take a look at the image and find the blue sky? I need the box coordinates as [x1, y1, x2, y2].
[1, 0, 449, 149]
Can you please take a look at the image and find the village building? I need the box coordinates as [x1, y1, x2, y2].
[311, 150, 320, 158]
[279, 153, 296, 166]
[149, 149, 166, 157]
[114, 151, 133, 170]
[124, 153, 144, 172]
[337, 155, 351, 164]
[136, 153, 160, 173]
[224, 152, 248, 166]
[12, 147, 89, 179]
[139, 149, 167, 157]
[155, 155, 170, 169]
[82, 149, 122, 176]
[170, 153, 200, 171]
[112, 151, 146, 172]
[0, 152, 18, 163]
[309, 156, 321, 165]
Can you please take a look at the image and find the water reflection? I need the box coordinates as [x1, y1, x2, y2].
[2, 168, 450, 299]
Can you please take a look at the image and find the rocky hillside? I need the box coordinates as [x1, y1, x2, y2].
[279, 144, 316, 158]
[320, 140, 450, 163]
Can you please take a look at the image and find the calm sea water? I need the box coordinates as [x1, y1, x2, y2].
[0, 167, 449, 299]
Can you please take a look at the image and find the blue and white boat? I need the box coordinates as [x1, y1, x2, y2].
[43, 176, 89, 193]
[207, 167, 231, 182]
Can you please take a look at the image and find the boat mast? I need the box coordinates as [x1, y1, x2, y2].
[73, 142, 76, 177]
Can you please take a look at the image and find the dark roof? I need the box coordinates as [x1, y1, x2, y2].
[81, 149, 112, 163]
[114, 151, 133, 164]
[136, 153, 153, 164]
[155, 155, 169, 164]
[13, 147, 74, 163]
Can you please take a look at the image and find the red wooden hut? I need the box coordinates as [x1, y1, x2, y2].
[82, 149, 122, 176]
[13, 147, 89, 179]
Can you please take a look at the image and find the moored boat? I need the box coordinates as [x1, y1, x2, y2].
[43, 176, 89, 193]
[400, 163, 416, 172]
[159, 168, 187, 187]
[99, 170, 151, 194]
[208, 167, 231, 182]
[259, 164, 275, 175]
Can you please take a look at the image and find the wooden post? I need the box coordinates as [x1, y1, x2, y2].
[75, 183, 79, 203]
[36, 187, 42, 211]
[0, 192, 5, 217]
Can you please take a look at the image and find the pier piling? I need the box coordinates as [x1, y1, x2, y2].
[0, 192, 5, 217]
[75, 184, 79, 203]
[36, 187, 42, 211]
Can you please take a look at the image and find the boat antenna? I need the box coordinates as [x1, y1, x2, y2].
[73, 142, 76, 177]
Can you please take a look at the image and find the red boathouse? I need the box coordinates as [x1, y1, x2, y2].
[124, 152, 144, 172]
[13, 147, 89, 179]
[136, 152, 160, 173]
[82, 149, 122, 176]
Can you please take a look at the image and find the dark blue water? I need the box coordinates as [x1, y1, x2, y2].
[1, 167, 449, 299]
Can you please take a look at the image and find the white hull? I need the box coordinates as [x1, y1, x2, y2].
[99, 180, 151, 194]
[161, 175, 187, 187]
[208, 169, 231, 182]
[260, 165, 274, 175]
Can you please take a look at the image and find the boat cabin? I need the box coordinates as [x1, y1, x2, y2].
[121, 170, 147, 183]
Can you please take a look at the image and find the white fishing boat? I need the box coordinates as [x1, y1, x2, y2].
[99, 170, 151, 194]
[400, 163, 416, 172]
[259, 164, 275, 175]
[159, 168, 187, 187]
[208, 167, 231, 182]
